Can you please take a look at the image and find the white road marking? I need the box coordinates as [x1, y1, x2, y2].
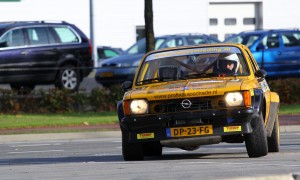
[8, 150, 64, 154]
[10, 143, 61, 148]
[183, 161, 300, 167]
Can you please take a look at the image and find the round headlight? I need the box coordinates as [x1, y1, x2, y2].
[225, 92, 244, 107]
[130, 99, 148, 114]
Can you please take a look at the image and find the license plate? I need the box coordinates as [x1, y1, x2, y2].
[100, 72, 113, 77]
[166, 125, 213, 137]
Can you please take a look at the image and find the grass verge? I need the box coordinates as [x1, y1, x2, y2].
[0, 111, 118, 129]
[0, 104, 299, 130]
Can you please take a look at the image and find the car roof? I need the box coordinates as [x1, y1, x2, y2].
[156, 33, 213, 38]
[0, 21, 71, 29]
[237, 29, 300, 34]
[145, 43, 246, 55]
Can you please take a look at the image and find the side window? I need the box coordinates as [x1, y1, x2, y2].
[186, 37, 206, 45]
[103, 49, 119, 58]
[261, 33, 279, 49]
[0, 29, 25, 48]
[281, 32, 300, 47]
[53, 27, 79, 43]
[27, 27, 49, 45]
[164, 38, 184, 48]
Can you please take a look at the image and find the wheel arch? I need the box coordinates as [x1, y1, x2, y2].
[56, 59, 83, 82]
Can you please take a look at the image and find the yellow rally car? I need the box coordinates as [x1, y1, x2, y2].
[117, 43, 280, 161]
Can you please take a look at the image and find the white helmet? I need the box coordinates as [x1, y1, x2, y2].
[217, 54, 240, 74]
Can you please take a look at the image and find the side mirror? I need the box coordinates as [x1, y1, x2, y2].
[121, 81, 133, 91]
[255, 69, 267, 79]
[256, 43, 267, 51]
[0, 41, 8, 48]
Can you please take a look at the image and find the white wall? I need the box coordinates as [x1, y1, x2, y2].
[94, 0, 208, 50]
[263, 0, 300, 29]
[2, 0, 300, 50]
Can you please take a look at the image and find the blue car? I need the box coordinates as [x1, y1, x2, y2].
[95, 34, 220, 87]
[224, 29, 300, 78]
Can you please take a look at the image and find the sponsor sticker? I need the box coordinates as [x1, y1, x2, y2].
[137, 133, 154, 139]
[224, 126, 242, 132]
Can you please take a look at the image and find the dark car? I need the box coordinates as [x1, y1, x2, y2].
[97, 46, 123, 61]
[224, 29, 300, 78]
[95, 34, 220, 87]
[0, 21, 93, 91]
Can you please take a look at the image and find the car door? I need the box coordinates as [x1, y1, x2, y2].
[252, 33, 282, 77]
[277, 31, 300, 77]
[0, 28, 32, 83]
[24, 26, 60, 82]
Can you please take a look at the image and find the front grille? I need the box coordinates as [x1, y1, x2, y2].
[151, 99, 212, 113]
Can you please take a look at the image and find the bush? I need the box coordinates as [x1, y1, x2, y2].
[0, 85, 125, 114]
[267, 78, 300, 104]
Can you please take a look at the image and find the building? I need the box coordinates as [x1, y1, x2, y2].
[1, 0, 300, 51]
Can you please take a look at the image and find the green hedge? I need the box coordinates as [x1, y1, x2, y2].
[0, 78, 298, 113]
[0, 85, 124, 114]
[268, 78, 300, 104]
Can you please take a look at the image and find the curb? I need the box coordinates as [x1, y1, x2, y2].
[0, 131, 121, 143]
[223, 173, 300, 180]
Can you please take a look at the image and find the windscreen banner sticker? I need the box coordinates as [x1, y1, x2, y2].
[145, 47, 241, 61]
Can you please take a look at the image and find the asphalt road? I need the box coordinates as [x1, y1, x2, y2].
[0, 132, 299, 180]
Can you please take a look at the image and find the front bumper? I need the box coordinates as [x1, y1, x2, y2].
[120, 108, 256, 143]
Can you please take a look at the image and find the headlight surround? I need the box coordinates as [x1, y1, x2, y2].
[129, 99, 148, 115]
[225, 92, 244, 107]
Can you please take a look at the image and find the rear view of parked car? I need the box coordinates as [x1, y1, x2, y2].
[0, 21, 93, 92]
[95, 34, 220, 87]
[97, 46, 123, 61]
[224, 29, 300, 78]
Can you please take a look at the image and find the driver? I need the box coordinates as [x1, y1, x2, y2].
[215, 54, 240, 74]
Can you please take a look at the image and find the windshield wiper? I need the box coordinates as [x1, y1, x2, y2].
[136, 78, 163, 85]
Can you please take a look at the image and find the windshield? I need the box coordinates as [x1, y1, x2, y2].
[125, 38, 167, 55]
[136, 46, 250, 85]
[225, 34, 261, 47]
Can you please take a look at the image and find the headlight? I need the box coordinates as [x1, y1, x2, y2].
[225, 92, 244, 107]
[130, 99, 148, 114]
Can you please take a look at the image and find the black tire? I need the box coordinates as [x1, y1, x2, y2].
[143, 141, 162, 157]
[56, 65, 80, 91]
[122, 131, 144, 161]
[268, 115, 280, 152]
[244, 112, 268, 158]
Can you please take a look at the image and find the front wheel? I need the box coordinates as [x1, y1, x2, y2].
[244, 112, 268, 158]
[268, 115, 280, 152]
[56, 65, 80, 91]
[122, 131, 144, 161]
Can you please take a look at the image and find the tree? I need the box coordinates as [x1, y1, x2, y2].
[144, 0, 155, 52]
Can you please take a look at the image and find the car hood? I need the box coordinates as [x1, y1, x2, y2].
[100, 53, 144, 66]
[125, 78, 254, 101]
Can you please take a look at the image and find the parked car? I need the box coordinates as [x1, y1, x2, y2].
[117, 43, 280, 161]
[0, 21, 93, 92]
[97, 46, 123, 61]
[95, 34, 220, 87]
[224, 29, 300, 78]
